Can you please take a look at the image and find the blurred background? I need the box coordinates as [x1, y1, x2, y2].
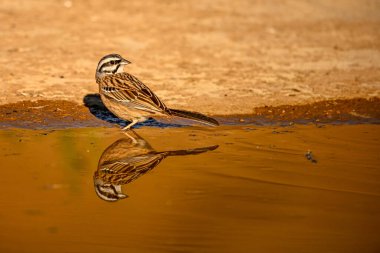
[0, 0, 379, 114]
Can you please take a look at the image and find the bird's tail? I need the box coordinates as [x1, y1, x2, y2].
[163, 145, 219, 156]
[168, 108, 219, 126]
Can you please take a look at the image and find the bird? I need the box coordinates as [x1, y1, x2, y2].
[95, 53, 219, 130]
[93, 131, 218, 202]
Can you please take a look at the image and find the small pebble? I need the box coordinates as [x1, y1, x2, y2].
[305, 150, 317, 163]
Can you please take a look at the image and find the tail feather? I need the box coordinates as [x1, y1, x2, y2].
[168, 108, 219, 126]
[164, 145, 219, 156]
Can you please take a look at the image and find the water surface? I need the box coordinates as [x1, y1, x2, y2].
[0, 125, 379, 252]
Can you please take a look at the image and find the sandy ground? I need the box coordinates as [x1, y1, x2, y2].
[1, 0, 379, 115]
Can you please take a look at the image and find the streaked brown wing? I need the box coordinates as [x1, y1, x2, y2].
[96, 153, 167, 185]
[99, 72, 168, 113]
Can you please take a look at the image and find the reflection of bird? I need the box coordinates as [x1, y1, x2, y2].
[94, 131, 218, 202]
[95, 54, 219, 130]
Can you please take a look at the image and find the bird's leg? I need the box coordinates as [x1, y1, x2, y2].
[122, 130, 138, 144]
[122, 119, 139, 131]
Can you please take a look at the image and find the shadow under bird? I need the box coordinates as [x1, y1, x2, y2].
[95, 54, 219, 130]
[93, 131, 219, 202]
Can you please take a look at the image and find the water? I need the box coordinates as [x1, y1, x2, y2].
[0, 125, 379, 252]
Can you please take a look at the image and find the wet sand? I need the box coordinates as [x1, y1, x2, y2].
[0, 97, 379, 129]
[0, 125, 379, 253]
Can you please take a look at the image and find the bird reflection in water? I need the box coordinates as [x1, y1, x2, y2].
[94, 131, 218, 202]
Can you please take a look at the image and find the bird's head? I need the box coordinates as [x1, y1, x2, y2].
[96, 53, 131, 79]
[94, 178, 128, 202]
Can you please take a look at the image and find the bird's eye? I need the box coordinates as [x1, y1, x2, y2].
[110, 60, 115, 64]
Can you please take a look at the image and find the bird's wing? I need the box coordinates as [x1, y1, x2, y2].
[96, 153, 167, 185]
[99, 72, 168, 113]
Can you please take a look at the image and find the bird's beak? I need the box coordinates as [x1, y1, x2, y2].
[121, 58, 131, 65]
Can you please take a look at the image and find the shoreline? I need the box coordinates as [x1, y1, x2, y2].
[1, 97, 379, 129]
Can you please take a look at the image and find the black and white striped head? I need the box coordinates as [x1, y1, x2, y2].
[96, 54, 131, 79]
[94, 178, 128, 202]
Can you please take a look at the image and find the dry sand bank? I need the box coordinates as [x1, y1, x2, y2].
[0, 0, 379, 114]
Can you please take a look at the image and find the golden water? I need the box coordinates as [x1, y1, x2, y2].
[0, 125, 379, 252]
